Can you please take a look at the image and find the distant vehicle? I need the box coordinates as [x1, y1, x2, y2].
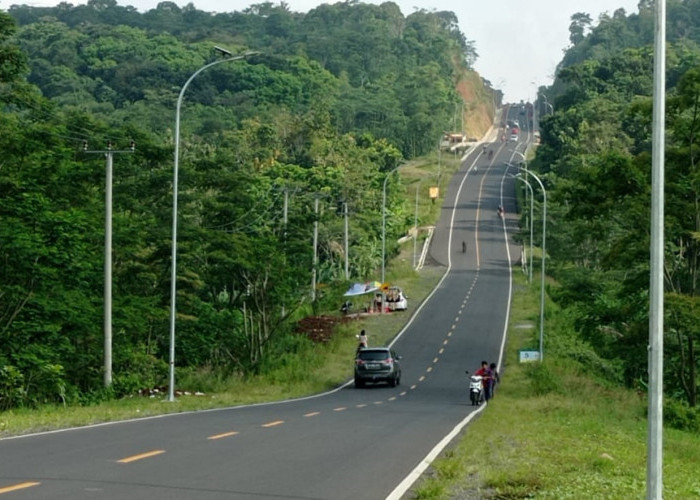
[509, 134, 519, 142]
[385, 286, 408, 311]
[355, 347, 402, 387]
[513, 119, 520, 127]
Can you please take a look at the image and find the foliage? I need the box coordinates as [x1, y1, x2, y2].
[532, 4, 700, 411]
[0, 3, 486, 408]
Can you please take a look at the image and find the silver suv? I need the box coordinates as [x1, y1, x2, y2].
[354, 347, 402, 387]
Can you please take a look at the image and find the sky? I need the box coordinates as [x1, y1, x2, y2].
[1, 0, 641, 102]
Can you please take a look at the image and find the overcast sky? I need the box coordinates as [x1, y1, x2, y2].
[2, 0, 641, 102]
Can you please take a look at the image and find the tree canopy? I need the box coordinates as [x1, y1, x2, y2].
[0, 3, 485, 408]
[532, 1, 700, 421]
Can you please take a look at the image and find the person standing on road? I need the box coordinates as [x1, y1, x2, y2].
[474, 361, 493, 402]
[488, 362, 500, 399]
[358, 330, 368, 348]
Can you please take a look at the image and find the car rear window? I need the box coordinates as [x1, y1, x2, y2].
[358, 350, 390, 361]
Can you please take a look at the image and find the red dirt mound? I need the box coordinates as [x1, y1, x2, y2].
[295, 315, 352, 343]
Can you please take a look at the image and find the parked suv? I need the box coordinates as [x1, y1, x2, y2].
[354, 347, 402, 387]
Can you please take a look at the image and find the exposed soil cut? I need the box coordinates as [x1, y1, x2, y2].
[295, 315, 352, 343]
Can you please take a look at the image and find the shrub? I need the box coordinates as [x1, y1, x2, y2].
[525, 362, 563, 395]
[664, 399, 700, 433]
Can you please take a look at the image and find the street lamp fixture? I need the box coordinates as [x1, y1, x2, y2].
[168, 48, 259, 402]
[508, 151, 547, 362]
[214, 46, 232, 57]
[521, 167, 546, 362]
[509, 173, 534, 283]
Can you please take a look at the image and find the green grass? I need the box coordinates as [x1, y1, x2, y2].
[4, 147, 698, 499]
[0, 261, 447, 437]
[0, 154, 463, 438]
[410, 271, 700, 500]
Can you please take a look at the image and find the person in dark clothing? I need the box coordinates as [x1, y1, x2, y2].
[488, 362, 500, 399]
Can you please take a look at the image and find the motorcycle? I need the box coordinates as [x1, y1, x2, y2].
[466, 371, 483, 406]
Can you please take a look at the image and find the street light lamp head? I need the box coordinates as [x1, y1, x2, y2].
[214, 46, 233, 57]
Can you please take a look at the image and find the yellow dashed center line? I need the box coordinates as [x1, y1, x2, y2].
[400, 391, 407, 396]
[427, 367, 433, 373]
[410, 384, 417, 390]
[373, 401, 383, 405]
[0, 482, 40, 495]
[334, 407, 347, 412]
[439, 348, 445, 354]
[448, 332, 453, 337]
[356, 404, 367, 408]
[433, 357, 439, 363]
[443, 340, 449, 345]
[304, 411, 320, 417]
[208, 431, 239, 440]
[117, 450, 165, 463]
[262, 420, 284, 428]
[389, 396, 397, 401]
[419, 375, 426, 382]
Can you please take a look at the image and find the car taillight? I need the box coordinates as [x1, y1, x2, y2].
[384, 358, 393, 365]
[356, 359, 364, 366]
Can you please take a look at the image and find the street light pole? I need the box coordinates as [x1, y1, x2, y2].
[542, 94, 554, 115]
[647, 0, 666, 497]
[169, 49, 257, 402]
[519, 164, 546, 362]
[509, 174, 534, 283]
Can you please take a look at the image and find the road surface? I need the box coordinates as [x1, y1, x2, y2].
[0, 108, 531, 500]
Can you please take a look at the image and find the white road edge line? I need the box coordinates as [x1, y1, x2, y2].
[387, 117, 516, 499]
[385, 405, 486, 500]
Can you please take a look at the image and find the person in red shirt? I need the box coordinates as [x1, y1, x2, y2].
[474, 360, 494, 402]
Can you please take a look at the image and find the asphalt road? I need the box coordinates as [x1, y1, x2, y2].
[0, 108, 532, 500]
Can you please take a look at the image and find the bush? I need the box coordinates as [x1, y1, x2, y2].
[0, 364, 25, 410]
[664, 399, 700, 433]
[525, 362, 563, 396]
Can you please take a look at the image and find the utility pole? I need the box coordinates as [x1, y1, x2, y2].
[311, 196, 320, 302]
[281, 188, 289, 318]
[413, 183, 420, 269]
[343, 201, 349, 280]
[83, 140, 135, 388]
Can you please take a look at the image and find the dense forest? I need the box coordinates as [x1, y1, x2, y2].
[532, 0, 700, 426]
[0, 1, 493, 408]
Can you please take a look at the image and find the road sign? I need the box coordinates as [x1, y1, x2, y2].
[518, 349, 540, 363]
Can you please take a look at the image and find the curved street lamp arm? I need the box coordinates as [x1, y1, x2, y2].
[169, 50, 259, 402]
[519, 166, 546, 361]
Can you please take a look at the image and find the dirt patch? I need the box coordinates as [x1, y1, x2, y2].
[295, 315, 352, 343]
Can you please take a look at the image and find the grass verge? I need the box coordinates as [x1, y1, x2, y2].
[409, 271, 700, 499]
[0, 263, 446, 437]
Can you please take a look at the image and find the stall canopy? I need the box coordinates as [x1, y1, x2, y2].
[344, 281, 382, 296]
